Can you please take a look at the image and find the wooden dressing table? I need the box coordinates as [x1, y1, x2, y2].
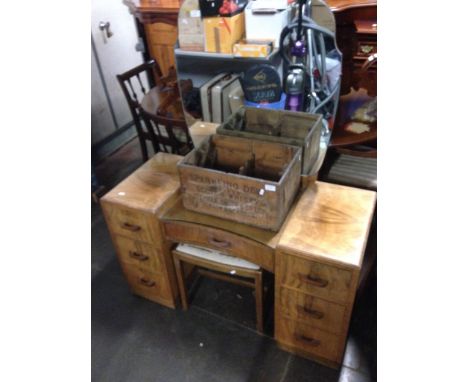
[101, 152, 376, 368]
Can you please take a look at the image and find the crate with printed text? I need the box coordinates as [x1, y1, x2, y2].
[177, 134, 301, 231]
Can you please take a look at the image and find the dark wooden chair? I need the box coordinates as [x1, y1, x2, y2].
[139, 107, 194, 155]
[116, 59, 163, 161]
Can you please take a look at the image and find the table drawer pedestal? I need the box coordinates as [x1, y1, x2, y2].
[100, 153, 184, 310]
[275, 251, 361, 367]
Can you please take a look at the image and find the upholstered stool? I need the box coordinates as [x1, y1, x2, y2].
[172, 243, 264, 333]
[324, 154, 377, 190]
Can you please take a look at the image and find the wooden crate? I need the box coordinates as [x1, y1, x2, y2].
[177, 134, 302, 231]
[217, 107, 322, 175]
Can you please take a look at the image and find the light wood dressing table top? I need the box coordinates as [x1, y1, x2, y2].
[159, 165, 376, 258]
[278, 181, 376, 270]
[101, 153, 183, 214]
[107, 153, 377, 267]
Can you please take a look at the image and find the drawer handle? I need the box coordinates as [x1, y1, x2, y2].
[139, 278, 156, 287]
[297, 305, 324, 320]
[299, 273, 329, 288]
[295, 334, 321, 347]
[360, 45, 374, 54]
[121, 222, 141, 232]
[129, 251, 149, 261]
[208, 237, 231, 248]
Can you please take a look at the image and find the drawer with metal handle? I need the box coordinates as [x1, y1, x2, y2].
[355, 40, 377, 58]
[279, 286, 347, 335]
[276, 315, 343, 363]
[102, 203, 154, 244]
[163, 221, 274, 272]
[121, 264, 172, 304]
[278, 253, 353, 304]
[113, 235, 163, 273]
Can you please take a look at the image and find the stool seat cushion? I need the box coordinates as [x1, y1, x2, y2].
[175, 243, 260, 270]
[327, 154, 377, 189]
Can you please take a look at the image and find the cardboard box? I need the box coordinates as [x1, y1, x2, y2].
[179, 16, 202, 35]
[179, 33, 205, 51]
[203, 12, 245, 54]
[233, 39, 273, 57]
[178, 0, 204, 51]
[199, 0, 248, 18]
[245, 3, 289, 48]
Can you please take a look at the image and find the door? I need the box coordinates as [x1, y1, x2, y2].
[91, 0, 147, 155]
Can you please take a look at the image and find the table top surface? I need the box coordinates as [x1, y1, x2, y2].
[331, 88, 377, 148]
[330, 121, 377, 147]
[163, 180, 376, 269]
[278, 181, 376, 269]
[101, 153, 182, 214]
[104, 153, 376, 270]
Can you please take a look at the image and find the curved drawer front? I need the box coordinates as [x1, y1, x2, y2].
[163, 221, 274, 272]
[114, 235, 163, 273]
[276, 315, 342, 362]
[279, 286, 346, 335]
[279, 254, 353, 304]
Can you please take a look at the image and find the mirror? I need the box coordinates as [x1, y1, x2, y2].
[175, 0, 342, 124]
[174, 0, 343, 130]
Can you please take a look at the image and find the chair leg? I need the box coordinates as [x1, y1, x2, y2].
[138, 136, 149, 162]
[133, 119, 149, 161]
[173, 255, 189, 310]
[254, 271, 264, 333]
[140, 115, 160, 155]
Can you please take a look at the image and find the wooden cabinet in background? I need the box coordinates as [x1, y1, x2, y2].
[124, 0, 180, 78]
[352, 18, 377, 96]
[327, 0, 377, 95]
[144, 22, 178, 76]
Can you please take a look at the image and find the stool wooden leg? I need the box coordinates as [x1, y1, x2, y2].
[173, 255, 189, 310]
[254, 271, 263, 333]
